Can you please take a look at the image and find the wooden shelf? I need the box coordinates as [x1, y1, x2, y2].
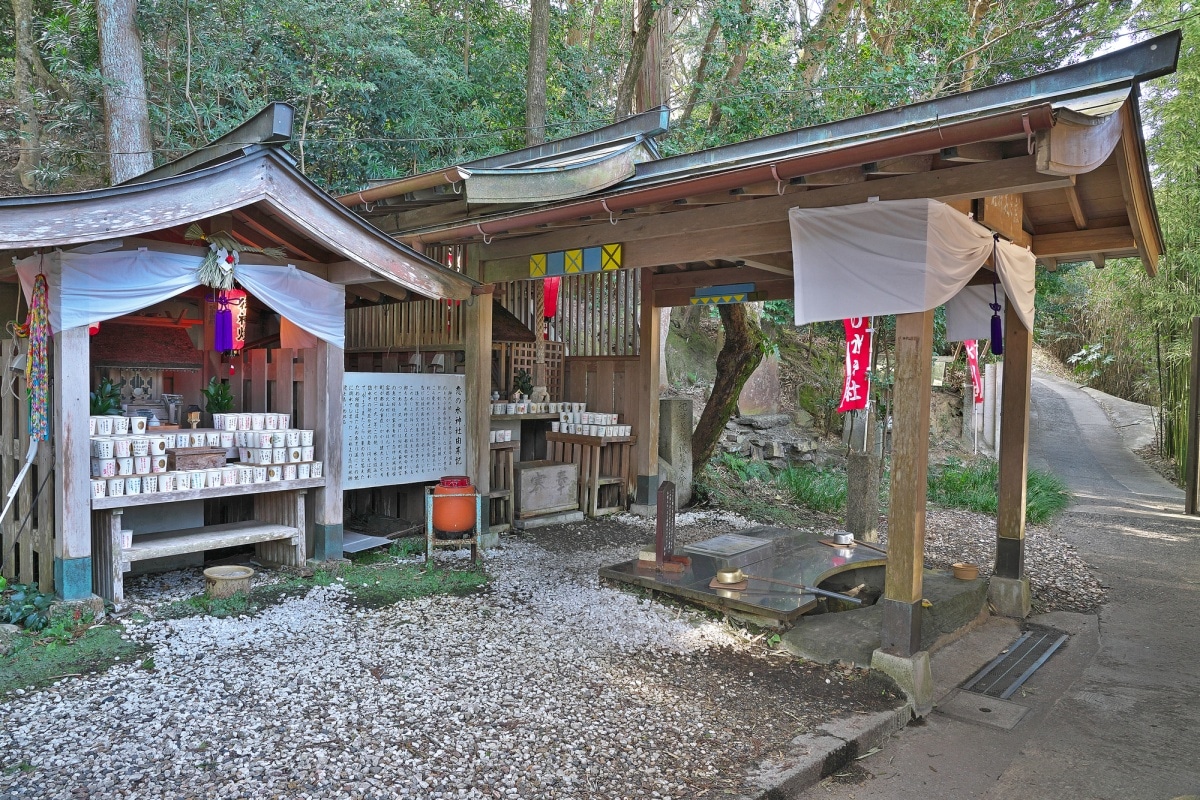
[544, 432, 634, 446]
[490, 413, 560, 422]
[92, 477, 326, 509]
[121, 521, 299, 564]
[490, 441, 519, 451]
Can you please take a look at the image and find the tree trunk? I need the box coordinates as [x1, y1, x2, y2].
[705, 0, 752, 132]
[526, 0, 551, 146]
[96, 0, 154, 184]
[636, 0, 669, 113]
[691, 303, 767, 474]
[679, 15, 720, 129]
[12, 0, 41, 190]
[614, 0, 659, 120]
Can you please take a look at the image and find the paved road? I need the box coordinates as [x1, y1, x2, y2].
[798, 371, 1199, 800]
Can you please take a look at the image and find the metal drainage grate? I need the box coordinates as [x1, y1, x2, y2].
[961, 629, 1068, 700]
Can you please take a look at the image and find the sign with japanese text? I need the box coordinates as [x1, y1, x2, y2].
[838, 317, 871, 413]
[965, 340, 984, 404]
[342, 372, 467, 489]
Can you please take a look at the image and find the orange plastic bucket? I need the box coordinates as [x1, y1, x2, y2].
[432, 476, 476, 533]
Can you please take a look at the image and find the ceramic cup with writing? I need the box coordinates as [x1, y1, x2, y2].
[158, 473, 175, 492]
[237, 466, 253, 485]
[112, 416, 129, 435]
[251, 413, 265, 431]
[212, 414, 225, 430]
[284, 464, 297, 481]
[130, 416, 148, 435]
[113, 437, 131, 458]
[125, 476, 142, 495]
[551, 422, 560, 432]
[301, 446, 315, 461]
[148, 436, 167, 455]
[256, 432, 273, 448]
[92, 438, 114, 459]
[503, 431, 512, 442]
[270, 431, 285, 447]
[238, 413, 252, 431]
[93, 458, 117, 478]
[107, 477, 125, 497]
[91, 478, 106, 499]
[253, 466, 267, 483]
[272, 448, 286, 464]
[265, 413, 278, 430]
[204, 432, 221, 447]
[221, 466, 238, 486]
[89, 417, 97, 435]
[202, 469, 220, 488]
[300, 430, 314, 447]
[95, 416, 113, 436]
[267, 465, 282, 481]
[310, 461, 323, 479]
[152, 455, 167, 473]
[278, 414, 291, 429]
[142, 475, 157, 493]
[220, 432, 235, 448]
[298, 463, 311, 479]
[134, 456, 151, 475]
[163, 434, 177, 449]
[189, 432, 205, 447]
[289, 447, 302, 463]
[285, 430, 300, 447]
[131, 438, 149, 457]
[117, 457, 134, 476]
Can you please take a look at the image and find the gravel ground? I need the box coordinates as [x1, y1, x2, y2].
[0, 511, 902, 800]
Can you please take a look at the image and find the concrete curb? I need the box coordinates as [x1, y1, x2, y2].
[742, 703, 913, 799]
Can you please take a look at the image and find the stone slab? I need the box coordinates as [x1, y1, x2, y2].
[512, 510, 584, 530]
[936, 689, 1030, 730]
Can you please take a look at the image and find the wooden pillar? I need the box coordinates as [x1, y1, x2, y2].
[53, 324, 93, 599]
[464, 247, 494, 524]
[995, 299, 1033, 578]
[1185, 317, 1200, 515]
[880, 309, 933, 656]
[633, 271, 661, 508]
[310, 339, 344, 561]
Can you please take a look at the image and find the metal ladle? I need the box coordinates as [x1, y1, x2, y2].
[714, 568, 863, 605]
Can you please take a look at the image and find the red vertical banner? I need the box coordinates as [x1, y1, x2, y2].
[965, 339, 984, 404]
[838, 317, 871, 413]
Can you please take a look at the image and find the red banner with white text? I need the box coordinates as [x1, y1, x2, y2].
[838, 317, 871, 413]
[965, 339, 984, 404]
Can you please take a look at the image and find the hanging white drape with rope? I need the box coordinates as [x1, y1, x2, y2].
[789, 198, 1036, 340]
[13, 250, 346, 349]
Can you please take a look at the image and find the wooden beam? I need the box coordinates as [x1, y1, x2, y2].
[463, 249, 493, 520]
[941, 142, 1004, 163]
[654, 279, 792, 307]
[798, 167, 865, 185]
[347, 285, 382, 303]
[325, 261, 375, 285]
[1063, 186, 1089, 229]
[881, 309, 933, 657]
[1031, 225, 1135, 259]
[364, 281, 409, 301]
[995, 300, 1032, 582]
[234, 207, 324, 261]
[650, 265, 779, 291]
[479, 155, 1073, 267]
[1114, 102, 1161, 275]
[1091, 253, 1106, 269]
[311, 338, 344, 561]
[54, 322, 92, 583]
[870, 155, 934, 175]
[738, 253, 794, 275]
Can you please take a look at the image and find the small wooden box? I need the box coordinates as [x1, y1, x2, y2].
[167, 447, 228, 471]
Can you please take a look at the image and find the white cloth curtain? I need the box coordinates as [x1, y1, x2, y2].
[14, 250, 346, 349]
[789, 198, 1035, 341]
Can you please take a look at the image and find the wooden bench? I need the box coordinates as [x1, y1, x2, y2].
[91, 480, 320, 604]
[488, 440, 517, 533]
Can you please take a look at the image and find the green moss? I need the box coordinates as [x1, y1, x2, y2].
[0, 623, 145, 695]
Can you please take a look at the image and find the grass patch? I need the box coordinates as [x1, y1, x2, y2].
[694, 460, 822, 527]
[776, 465, 848, 514]
[156, 542, 488, 620]
[926, 459, 1071, 524]
[0, 622, 145, 695]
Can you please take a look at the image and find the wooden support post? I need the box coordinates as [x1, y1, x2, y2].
[53, 324, 94, 599]
[995, 300, 1032, 579]
[1186, 317, 1200, 515]
[310, 339, 343, 561]
[880, 310, 933, 657]
[464, 246, 494, 530]
[633, 271, 661, 509]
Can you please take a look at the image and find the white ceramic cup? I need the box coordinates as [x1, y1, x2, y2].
[91, 479, 106, 499]
[117, 457, 134, 476]
[205, 432, 220, 447]
[302, 446, 315, 461]
[107, 477, 125, 497]
[310, 461, 323, 479]
[89, 417, 97, 435]
[285, 430, 300, 447]
[238, 413, 252, 431]
[298, 463, 311, 479]
[158, 473, 175, 492]
[96, 416, 114, 436]
[112, 417, 129, 435]
[300, 430, 314, 447]
[253, 466, 267, 483]
[163, 434, 177, 449]
[267, 465, 282, 481]
[265, 413, 278, 430]
[220, 432, 235, 448]
[130, 417, 148, 434]
[131, 438, 149, 457]
[125, 476, 141, 495]
[237, 466, 253, 485]
[134, 456, 150, 475]
[251, 413, 265, 430]
[152, 455, 167, 473]
[270, 431, 285, 447]
[149, 436, 167, 455]
[283, 464, 297, 481]
[142, 475, 157, 493]
[272, 448, 286, 464]
[221, 466, 238, 486]
[92, 438, 114, 459]
[113, 438, 131, 458]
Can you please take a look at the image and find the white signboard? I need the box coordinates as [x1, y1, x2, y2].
[342, 372, 467, 489]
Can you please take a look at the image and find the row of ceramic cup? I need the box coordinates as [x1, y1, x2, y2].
[240, 446, 316, 465]
[552, 423, 631, 437]
[487, 430, 514, 443]
[90, 429, 315, 459]
[559, 411, 619, 426]
[211, 412, 291, 431]
[90, 416, 147, 436]
[91, 461, 324, 498]
[492, 402, 586, 416]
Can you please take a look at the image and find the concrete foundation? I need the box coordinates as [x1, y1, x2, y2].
[871, 648, 934, 717]
[988, 575, 1032, 618]
[513, 510, 585, 530]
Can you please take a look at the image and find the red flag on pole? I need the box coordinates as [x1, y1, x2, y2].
[837, 317, 871, 413]
[965, 339, 984, 404]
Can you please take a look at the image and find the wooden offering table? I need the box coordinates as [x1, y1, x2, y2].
[546, 432, 636, 517]
[488, 440, 518, 532]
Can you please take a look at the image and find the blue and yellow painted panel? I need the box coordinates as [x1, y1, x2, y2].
[690, 283, 757, 306]
[529, 244, 622, 278]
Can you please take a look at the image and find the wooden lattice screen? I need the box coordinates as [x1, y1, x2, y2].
[494, 341, 564, 401]
[0, 338, 55, 591]
[502, 270, 640, 358]
[346, 300, 466, 352]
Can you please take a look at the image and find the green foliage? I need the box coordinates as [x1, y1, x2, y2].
[2, 583, 55, 632]
[0, 621, 144, 695]
[926, 459, 1070, 524]
[512, 368, 533, 397]
[201, 377, 234, 414]
[1066, 343, 1115, 383]
[89, 377, 123, 416]
[718, 451, 772, 482]
[776, 465, 847, 514]
[762, 300, 794, 327]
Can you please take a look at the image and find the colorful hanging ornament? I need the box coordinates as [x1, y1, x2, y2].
[13, 274, 50, 441]
[213, 290, 235, 351]
[989, 235, 1004, 356]
[185, 223, 285, 290]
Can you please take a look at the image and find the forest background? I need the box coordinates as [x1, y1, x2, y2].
[1, 0, 1199, 483]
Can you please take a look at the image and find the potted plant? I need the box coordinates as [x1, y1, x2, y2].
[511, 368, 533, 402]
[90, 377, 124, 416]
[201, 377, 234, 427]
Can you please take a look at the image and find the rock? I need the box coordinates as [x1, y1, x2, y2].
[0, 622, 20, 656]
[737, 413, 792, 430]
